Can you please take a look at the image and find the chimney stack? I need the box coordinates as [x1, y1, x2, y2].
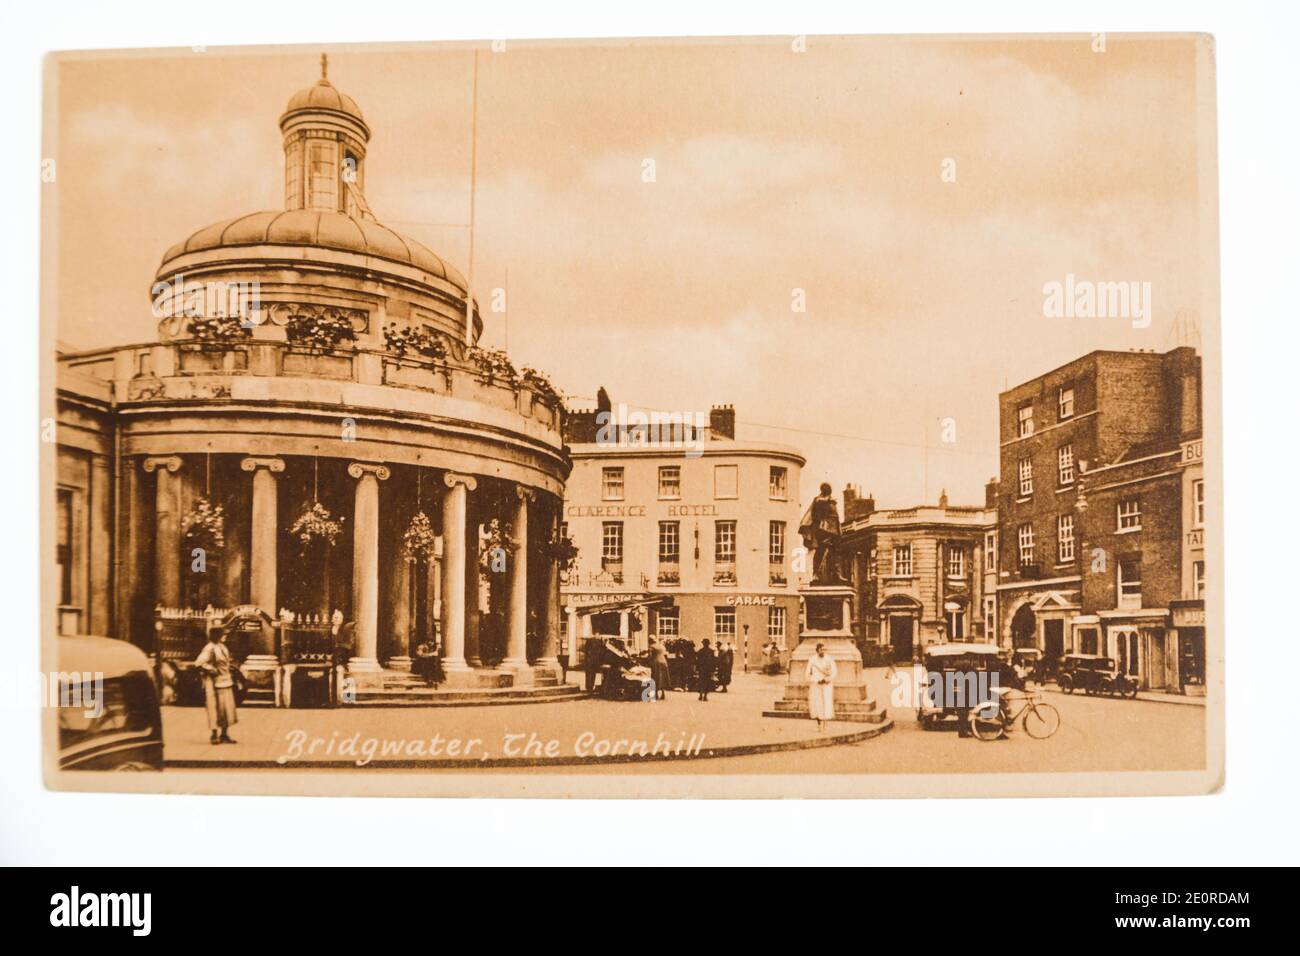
[709, 404, 736, 440]
[985, 477, 999, 509]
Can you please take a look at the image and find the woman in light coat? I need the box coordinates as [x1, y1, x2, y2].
[195, 625, 238, 745]
[805, 643, 837, 731]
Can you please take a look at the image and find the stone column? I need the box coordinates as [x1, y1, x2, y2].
[503, 486, 534, 683]
[142, 456, 183, 609]
[535, 498, 562, 678]
[239, 457, 285, 686]
[347, 462, 390, 685]
[465, 510, 482, 667]
[440, 472, 477, 676]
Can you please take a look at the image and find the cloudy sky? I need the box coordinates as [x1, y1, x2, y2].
[50, 35, 1213, 508]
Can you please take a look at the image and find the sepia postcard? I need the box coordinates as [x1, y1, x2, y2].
[39, 33, 1222, 798]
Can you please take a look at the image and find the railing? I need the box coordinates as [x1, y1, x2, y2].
[154, 606, 230, 663]
[90, 338, 565, 427]
[279, 623, 335, 665]
[714, 563, 737, 586]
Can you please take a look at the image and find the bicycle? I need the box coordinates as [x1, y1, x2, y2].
[968, 688, 1061, 741]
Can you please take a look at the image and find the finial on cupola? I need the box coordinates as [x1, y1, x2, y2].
[320, 53, 328, 81]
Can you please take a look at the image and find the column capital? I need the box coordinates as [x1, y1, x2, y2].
[240, 456, 286, 474]
[514, 485, 537, 504]
[348, 461, 391, 481]
[443, 471, 478, 491]
[142, 455, 182, 474]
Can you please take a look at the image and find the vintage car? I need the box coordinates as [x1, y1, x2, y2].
[57, 635, 163, 771]
[1057, 654, 1139, 698]
[917, 642, 1018, 730]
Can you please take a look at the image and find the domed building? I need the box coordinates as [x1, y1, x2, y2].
[54, 62, 574, 704]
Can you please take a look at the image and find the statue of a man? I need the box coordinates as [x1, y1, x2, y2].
[799, 483, 847, 586]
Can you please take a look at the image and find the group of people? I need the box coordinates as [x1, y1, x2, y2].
[688, 639, 736, 701]
[581, 636, 737, 701]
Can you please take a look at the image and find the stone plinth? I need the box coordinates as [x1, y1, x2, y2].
[764, 586, 887, 724]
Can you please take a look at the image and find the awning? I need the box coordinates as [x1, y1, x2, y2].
[573, 595, 675, 616]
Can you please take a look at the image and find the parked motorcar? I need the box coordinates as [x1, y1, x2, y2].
[917, 643, 1016, 730]
[57, 635, 163, 771]
[1057, 653, 1139, 698]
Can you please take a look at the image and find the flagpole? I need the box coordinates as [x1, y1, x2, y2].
[465, 49, 479, 347]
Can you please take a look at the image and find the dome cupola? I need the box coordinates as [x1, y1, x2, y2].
[279, 54, 372, 215]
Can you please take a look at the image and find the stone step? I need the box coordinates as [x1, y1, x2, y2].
[762, 703, 890, 725]
[350, 684, 585, 707]
[769, 697, 881, 715]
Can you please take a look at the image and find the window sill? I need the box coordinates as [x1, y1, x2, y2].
[1015, 495, 1032, 504]
[1116, 526, 1142, 534]
[1056, 484, 1075, 493]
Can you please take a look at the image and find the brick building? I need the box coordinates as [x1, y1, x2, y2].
[995, 346, 1203, 690]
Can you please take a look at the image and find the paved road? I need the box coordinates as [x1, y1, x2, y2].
[517, 667, 1208, 776]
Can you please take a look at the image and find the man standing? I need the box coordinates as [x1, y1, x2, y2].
[648, 637, 670, 701]
[718, 642, 735, 693]
[696, 640, 717, 701]
[584, 636, 603, 695]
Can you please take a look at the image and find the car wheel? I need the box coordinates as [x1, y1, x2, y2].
[1059, 675, 1074, 694]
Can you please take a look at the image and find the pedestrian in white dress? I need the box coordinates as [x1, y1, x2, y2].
[806, 643, 837, 731]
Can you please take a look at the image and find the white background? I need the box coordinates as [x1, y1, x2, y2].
[0, 0, 1290, 866]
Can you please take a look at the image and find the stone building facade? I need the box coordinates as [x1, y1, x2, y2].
[52, 64, 571, 702]
[842, 489, 997, 661]
[560, 396, 804, 671]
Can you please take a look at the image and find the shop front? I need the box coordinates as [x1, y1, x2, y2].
[1171, 600, 1207, 695]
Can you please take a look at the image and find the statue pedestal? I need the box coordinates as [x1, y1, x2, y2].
[763, 586, 887, 724]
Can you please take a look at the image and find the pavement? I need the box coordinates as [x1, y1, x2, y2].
[544, 666, 1209, 776]
[162, 670, 890, 768]
[1039, 684, 1207, 707]
[159, 666, 1206, 776]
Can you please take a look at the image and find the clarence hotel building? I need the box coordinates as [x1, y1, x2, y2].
[560, 395, 805, 671]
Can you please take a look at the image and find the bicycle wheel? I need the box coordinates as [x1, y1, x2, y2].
[1023, 701, 1061, 739]
[969, 701, 1005, 741]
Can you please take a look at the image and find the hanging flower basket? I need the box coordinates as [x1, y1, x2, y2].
[402, 511, 438, 563]
[545, 529, 579, 572]
[181, 496, 226, 550]
[289, 501, 344, 551]
[478, 517, 518, 572]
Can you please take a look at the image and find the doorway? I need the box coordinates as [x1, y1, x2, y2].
[888, 615, 915, 662]
[1043, 619, 1064, 677]
[1011, 604, 1036, 649]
